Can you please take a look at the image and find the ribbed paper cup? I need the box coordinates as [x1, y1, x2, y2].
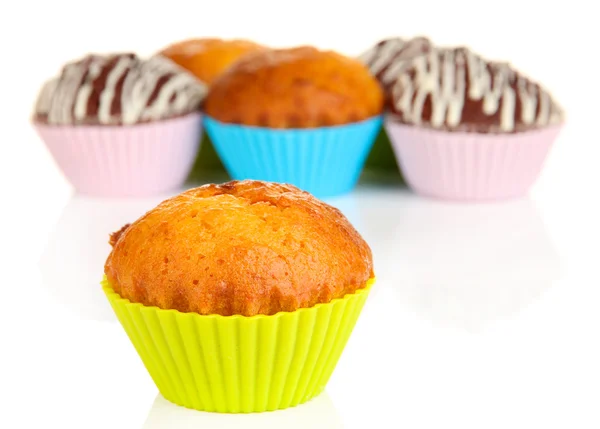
[204, 115, 383, 198]
[103, 277, 373, 413]
[386, 121, 562, 201]
[34, 113, 203, 197]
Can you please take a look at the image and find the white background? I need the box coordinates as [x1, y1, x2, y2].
[1, 1, 600, 428]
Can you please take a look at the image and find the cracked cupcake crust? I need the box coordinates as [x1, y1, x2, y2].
[203, 46, 384, 128]
[105, 180, 374, 316]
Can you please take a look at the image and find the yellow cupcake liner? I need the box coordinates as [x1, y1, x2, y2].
[103, 277, 373, 413]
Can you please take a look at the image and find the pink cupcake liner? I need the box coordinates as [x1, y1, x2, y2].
[385, 121, 562, 201]
[34, 113, 203, 197]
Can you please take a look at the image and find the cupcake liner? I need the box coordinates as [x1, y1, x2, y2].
[386, 121, 562, 201]
[34, 113, 203, 197]
[204, 116, 383, 198]
[103, 278, 373, 413]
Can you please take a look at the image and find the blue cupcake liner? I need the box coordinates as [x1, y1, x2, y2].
[204, 115, 383, 198]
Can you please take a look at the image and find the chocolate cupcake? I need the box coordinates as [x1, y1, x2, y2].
[33, 53, 207, 197]
[103, 180, 374, 412]
[203, 46, 384, 197]
[385, 45, 564, 200]
[358, 37, 432, 175]
[360, 37, 432, 105]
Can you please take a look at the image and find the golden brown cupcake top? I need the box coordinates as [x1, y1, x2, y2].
[105, 180, 373, 316]
[159, 38, 266, 85]
[204, 46, 384, 128]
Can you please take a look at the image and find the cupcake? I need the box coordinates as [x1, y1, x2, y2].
[103, 180, 374, 413]
[160, 38, 267, 176]
[358, 37, 432, 175]
[33, 53, 207, 197]
[160, 38, 266, 85]
[203, 46, 384, 197]
[359, 37, 432, 105]
[385, 46, 564, 201]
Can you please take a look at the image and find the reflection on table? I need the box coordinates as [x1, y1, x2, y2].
[143, 392, 342, 429]
[39, 193, 172, 321]
[370, 195, 560, 332]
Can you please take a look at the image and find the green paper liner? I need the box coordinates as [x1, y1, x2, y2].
[103, 277, 373, 413]
[364, 127, 400, 172]
[361, 128, 407, 186]
[187, 134, 229, 183]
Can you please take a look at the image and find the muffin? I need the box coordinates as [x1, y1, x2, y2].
[103, 180, 374, 412]
[358, 37, 432, 175]
[159, 38, 266, 85]
[384, 45, 564, 200]
[33, 53, 207, 197]
[160, 39, 267, 178]
[202, 46, 384, 197]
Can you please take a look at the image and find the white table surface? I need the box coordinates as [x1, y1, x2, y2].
[3, 117, 600, 429]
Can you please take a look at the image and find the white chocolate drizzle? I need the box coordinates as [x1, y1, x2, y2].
[391, 47, 564, 132]
[35, 54, 207, 125]
[359, 37, 432, 89]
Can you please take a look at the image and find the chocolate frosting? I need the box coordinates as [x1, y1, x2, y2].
[34, 53, 207, 125]
[390, 47, 564, 133]
[359, 37, 432, 101]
